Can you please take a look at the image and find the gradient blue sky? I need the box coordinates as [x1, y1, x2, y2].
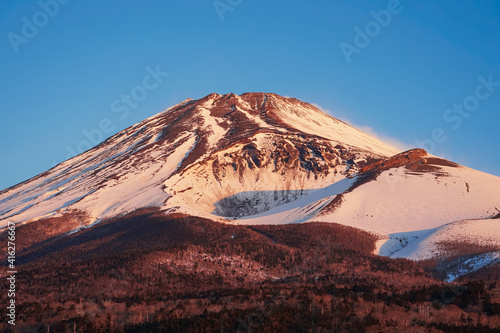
[1, 0, 500, 190]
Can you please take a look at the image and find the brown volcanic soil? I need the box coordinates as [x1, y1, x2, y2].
[357, 148, 459, 176]
[316, 193, 344, 216]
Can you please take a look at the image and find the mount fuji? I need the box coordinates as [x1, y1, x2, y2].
[1, 92, 500, 280]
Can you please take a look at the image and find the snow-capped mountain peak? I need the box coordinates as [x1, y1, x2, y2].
[1, 93, 499, 280]
[0, 93, 397, 226]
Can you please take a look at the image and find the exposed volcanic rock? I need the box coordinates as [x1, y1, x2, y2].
[164, 132, 377, 218]
[353, 148, 463, 187]
[354, 148, 427, 185]
[356, 148, 456, 175]
[359, 148, 428, 174]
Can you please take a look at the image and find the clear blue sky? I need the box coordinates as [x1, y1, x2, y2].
[1, 0, 499, 190]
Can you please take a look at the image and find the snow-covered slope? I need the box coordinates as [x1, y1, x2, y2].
[379, 217, 500, 260]
[376, 216, 500, 281]
[314, 156, 500, 235]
